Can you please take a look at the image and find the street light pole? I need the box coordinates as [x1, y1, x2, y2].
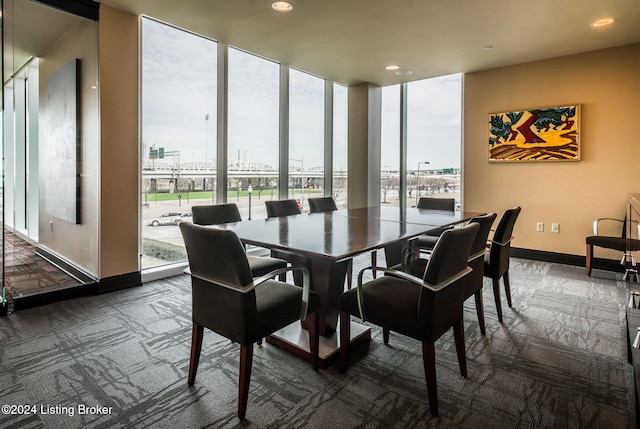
[248, 184, 253, 220]
[416, 161, 430, 206]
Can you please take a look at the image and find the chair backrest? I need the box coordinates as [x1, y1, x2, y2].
[192, 203, 242, 225]
[180, 222, 258, 344]
[417, 197, 455, 212]
[487, 206, 521, 277]
[420, 222, 479, 341]
[464, 213, 497, 298]
[308, 196, 338, 213]
[180, 222, 253, 288]
[265, 199, 302, 218]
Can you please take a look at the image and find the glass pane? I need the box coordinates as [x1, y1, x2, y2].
[3, 0, 99, 308]
[289, 69, 325, 212]
[228, 48, 280, 220]
[406, 73, 462, 209]
[333, 83, 348, 208]
[141, 18, 217, 269]
[381, 85, 401, 207]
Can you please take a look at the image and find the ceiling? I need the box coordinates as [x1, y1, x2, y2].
[10, 0, 640, 86]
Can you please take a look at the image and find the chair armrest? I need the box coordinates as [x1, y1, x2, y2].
[184, 267, 255, 293]
[254, 266, 312, 321]
[354, 265, 472, 321]
[488, 235, 515, 247]
[593, 218, 624, 236]
[400, 246, 432, 271]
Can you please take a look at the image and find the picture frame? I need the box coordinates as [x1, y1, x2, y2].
[488, 104, 580, 162]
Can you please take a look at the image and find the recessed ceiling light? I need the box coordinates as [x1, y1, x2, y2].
[395, 70, 412, 76]
[591, 17, 615, 28]
[272, 1, 293, 12]
[385, 65, 400, 71]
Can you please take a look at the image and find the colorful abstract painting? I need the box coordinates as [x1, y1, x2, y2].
[488, 105, 580, 162]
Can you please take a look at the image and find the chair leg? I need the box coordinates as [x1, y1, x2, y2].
[188, 323, 204, 386]
[492, 277, 504, 323]
[586, 244, 593, 277]
[503, 272, 513, 308]
[339, 311, 351, 374]
[238, 344, 253, 419]
[474, 290, 486, 336]
[383, 327, 390, 345]
[371, 251, 378, 279]
[347, 259, 353, 290]
[421, 342, 438, 417]
[308, 311, 320, 372]
[452, 318, 467, 378]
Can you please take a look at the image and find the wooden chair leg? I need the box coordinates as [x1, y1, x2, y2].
[503, 272, 513, 308]
[347, 259, 353, 290]
[452, 318, 467, 378]
[308, 311, 320, 371]
[339, 311, 351, 374]
[586, 244, 593, 277]
[492, 277, 504, 323]
[383, 327, 390, 345]
[421, 342, 438, 417]
[474, 290, 486, 336]
[238, 344, 253, 419]
[371, 251, 378, 279]
[188, 323, 204, 386]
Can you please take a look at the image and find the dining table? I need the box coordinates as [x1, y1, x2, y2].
[215, 205, 484, 367]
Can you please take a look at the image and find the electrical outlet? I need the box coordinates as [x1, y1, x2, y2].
[551, 223, 559, 233]
[536, 222, 544, 232]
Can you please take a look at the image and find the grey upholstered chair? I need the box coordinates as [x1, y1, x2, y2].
[339, 222, 479, 416]
[265, 199, 302, 218]
[191, 203, 287, 278]
[180, 222, 320, 419]
[403, 213, 497, 335]
[412, 197, 457, 249]
[586, 216, 640, 278]
[308, 196, 338, 213]
[483, 206, 521, 323]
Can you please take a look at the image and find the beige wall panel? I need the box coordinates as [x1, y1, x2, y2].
[464, 43, 640, 259]
[99, 6, 139, 277]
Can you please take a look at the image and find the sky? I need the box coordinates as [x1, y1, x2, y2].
[141, 17, 461, 173]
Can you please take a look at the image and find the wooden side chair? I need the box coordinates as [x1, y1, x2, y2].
[339, 222, 479, 416]
[180, 222, 320, 419]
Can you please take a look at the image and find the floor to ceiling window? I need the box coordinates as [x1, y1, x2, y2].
[140, 17, 217, 270]
[227, 48, 280, 220]
[406, 73, 462, 209]
[288, 69, 325, 212]
[380, 74, 462, 209]
[381, 84, 401, 207]
[333, 83, 348, 208]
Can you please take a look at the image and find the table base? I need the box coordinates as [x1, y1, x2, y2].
[266, 321, 371, 369]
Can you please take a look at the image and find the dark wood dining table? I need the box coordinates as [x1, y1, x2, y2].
[213, 206, 483, 366]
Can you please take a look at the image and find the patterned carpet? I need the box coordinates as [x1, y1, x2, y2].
[0, 257, 635, 428]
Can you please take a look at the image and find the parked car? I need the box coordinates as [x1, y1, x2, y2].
[147, 212, 183, 227]
[172, 212, 193, 225]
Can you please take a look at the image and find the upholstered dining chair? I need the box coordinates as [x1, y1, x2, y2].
[339, 222, 479, 416]
[180, 222, 320, 419]
[265, 199, 302, 218]
[586, 216, 640, 279]
[483, 206, 521, 323]
[402, 213, 497, 335]
[308, 196, 338, 213]
[412, 197, 457, 250]
[191, 203, 287, 279]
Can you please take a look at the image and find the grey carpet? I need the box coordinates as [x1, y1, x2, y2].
[0, 257, 635, 428]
